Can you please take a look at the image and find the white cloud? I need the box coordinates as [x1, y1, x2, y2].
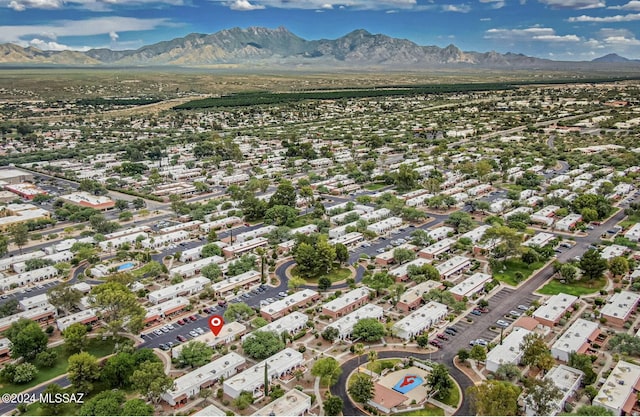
[442, 4, 471, 12]
[7, 0, 63, 10]
[209, 0, 418, 11]
[479, 0, 505, 9]
[3, 0, 184, 11]
[0, 16, 173, 46]
[28, 38, 93, 51]
[537, 0, 605, 9]
[228, 0, 264, 10]
[568, 12, 640, 21]
[109, 31, 118, 41]
[485, 26, 581, 42]
[608, 1, 640, 10]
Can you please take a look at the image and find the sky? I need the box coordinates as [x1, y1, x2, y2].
[1, 0, 640, 61]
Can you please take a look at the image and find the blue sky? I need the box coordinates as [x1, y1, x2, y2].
[1, 0, 640, 60]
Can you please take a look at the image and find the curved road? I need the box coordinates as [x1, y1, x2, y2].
[331, 351, 472, 416]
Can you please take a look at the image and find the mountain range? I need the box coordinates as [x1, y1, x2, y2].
[0, 26, 638, 69]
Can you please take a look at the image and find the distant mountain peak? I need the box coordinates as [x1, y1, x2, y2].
[592, 53, 630, 63]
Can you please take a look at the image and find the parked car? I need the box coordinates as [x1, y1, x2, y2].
[167, 342, 174, 348]
[266, 298, 276, 303]
[159, 344, 169, 351]
[496, 320, 510, 327]
[189, 315, 198, 321]
[176, 335, 187, 342]
[471, 309, 482, 316]
[376, 248, 385, 253]
[160, 326, 169, 333]
[189, 330, 199, 337]
[476, 339, 488, 346]
[445, 326, 458, 334]
[195, 327, 205, 335]
[278, 291, 288, 297]
[242, 293, 251, 299]
[517, 305, 530, 311]
[436, 333, 449, 340]
[429, 340, 443, 348]
[167, 324, 175, 330]
[218, 300, 227, 307]
[509, 310, 521, 317]
[478, 307, 489, 313]
[153, 329, 163, 336]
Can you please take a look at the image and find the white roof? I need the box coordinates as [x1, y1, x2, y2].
[435, 256, 470, 275]
[148, 277, 209, 301]
[460, 225, 491, 243]
[399, 281, 442, 305]
[392, 301, 448, 339]
[224, 348, 303, 393]
[594, 360, 640, 413]
[551, 318, 599, 356]
[326, 304, 384, 338]
[524, 232, 556, 247]
[61, 191, 112, 206]
[174, 322, 246, 355]
[252, 389, 311, 416]
[533, 293, 578, 324]
[168, 352, 245, 397]
[193, 405, 226, 416]
[145, 297, 189, 318]
[486, 327, 531, 368]
[601, 291, 640, 321]
[243, 312, 308, 341]
[169, 255, 225, 276]
[449, 273, 492, 298]
[56, 308, 98, 331]
[389, 258, 431, 278]
[322, 287, 371, 313]
[260, 289, 318, 316]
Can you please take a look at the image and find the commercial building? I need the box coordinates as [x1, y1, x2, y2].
[486, 327, 532, 373]
[0, 168, 34, 184]
[449, 273, 492, 301]
[252, 389, 311, 416]
[0, 203, 50, 232]
[5, 183, 47, 200]
[260, 289, 320, 321]
[551, 318, 600, 362]
[60, 192, 114, 210]
[161, 352, 246, 406]
[601, 291, 640, 327]
[325, 304, 384, 341]
[223, 348, 304, 399]
[319, 285, 371, 318]
[148, 277, 209, 304]
[593, 360, 640, 415]
[397, 281, 443, 313]
[532, 293, 578, 327]
[524, 365, 584, 416]
[392, 301, 448, 340]
[242, 312, 308, 342]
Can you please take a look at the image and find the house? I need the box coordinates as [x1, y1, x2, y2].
[593, 360, 640, 415]
[624, 223, 640, 242]
[223, 237, 269, 258]
[0, 303, 57, 332]
[551, 318, 600, 362]
[427, 226, 455, 241]
[397, 281, 443, 313]
[435, 256, 471, 280]
[524, 365, 584, 416]
[260, 290, 320, 321]
[524, 232, 556, 248]
[147, 277, 209, 304]
[418, 238, 456, 260]
[223, 348, 304, 399]
[601, 245, 630, 261]
[601, 291, 640, 327]
[324, 304, 384, 341]
[321, 286, 372, 319]
[555, 214, 583, 231]
[392, 301, 448, 340]
[56, 309, 99, 332]
[486, 327, 532, 373]
[169, 256, 224, 278]
[161, 352, 246, 406]
[144, 297, 189, 325]
[532, 293, 578, 327]
[242, 312, 307, 342]
[449, 273, 492, 301]
[367, 217, 403, 235]
[251, 389, 311, 417]
[211, 270, 261, 299]
[389, 258, 432, 282]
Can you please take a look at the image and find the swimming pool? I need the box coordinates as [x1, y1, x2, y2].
[117, 262, 135, 272]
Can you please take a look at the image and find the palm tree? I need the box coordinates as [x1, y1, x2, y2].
[368, 350, 378, 378]
[353, 343, 365, 371]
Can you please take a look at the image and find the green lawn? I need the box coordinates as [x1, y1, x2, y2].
[439, 377, 461, 408]
[0, 338, 117, 395]
[290, 266, 352, 284]
[538, 277, 607, 296]
[493, 259, 544, 286]
[364, 183, 387, 191]
[395, 404, 445, 416]
[366, 359, 401, 375]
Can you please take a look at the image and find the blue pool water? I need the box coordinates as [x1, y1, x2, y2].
[393, 375, 424, 394]
[117, 262, 135, 271]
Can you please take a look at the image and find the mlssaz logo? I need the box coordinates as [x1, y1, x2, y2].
[399, 375, 417, 388]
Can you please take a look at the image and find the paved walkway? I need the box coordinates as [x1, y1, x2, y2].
[314, 376, 324, 416]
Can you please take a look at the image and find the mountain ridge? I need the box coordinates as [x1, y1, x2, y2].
[0, 26, 638, 69]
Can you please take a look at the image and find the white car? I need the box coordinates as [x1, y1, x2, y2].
[195, 327, 205, 335]
[153, 329, 163, 336]
[167, 324, 175, 330]
[496, 320, 510, 327]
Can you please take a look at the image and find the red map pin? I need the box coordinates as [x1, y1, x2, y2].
[208, 315, 224, 336]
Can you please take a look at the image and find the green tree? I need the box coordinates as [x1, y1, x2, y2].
[467, 380, 520, 415]
[494, 363, 521, 381]
[177, 341, 214, 368]
[5, 318, 48, 360]
[559, 263, 578, 282]
[524, 378, 562, 416]
[12, 362, 38, 383]
[584, 385, 599, 405]
[318, 276, 332, 291]
[41, 383, 66, 415]
[446, 211, 475, 233]
[393, 248, 416, 265]
[334, 243, 349, 265]
[201, 263, 222, 281]
[201, 243, 222, 258]
[35, 349, 57, 368]
[122, 399, 154, 416]
[242, 331, 285, 360]
[457, 349, 470, 363]
[352, 318, 385, 342]
[0, 235, 8, 258]
[348, 373, 374, 403]
[520, 333, 554, 372]
[322, 326, 339, 342]
[323, 396, 344, 416]
[79, 390, 125, 416]
[264, 205, 298, 226]
[130, 361, 173, 403]
[362, 271, 394, 297]
[288, 276, 306, 291]
[609, 256, 629, 277]
[580, 249, 608, 281]
[568, 352, 597, 385]
[469, 345, 487, 362]
[269, 181, 297, 208]
[132, 198, 145, 209]
[62, 322, 88, 354]
[9, 223, 29, 253]
[572, 405, 614, 416]
[608, 333, 640, 356]
[90, 281, 145, 337]
[115, 199, 129, 211]
[101, 352, 135, 389]
[483, 225, 522, 261]
[223, 302, 254, 322]
[394, 164, 420, 192]
[311, 357, 342, 388]
[233, 391, 254, 410]
[67, 351, 100, 393]
[427, 363, 453, 401]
